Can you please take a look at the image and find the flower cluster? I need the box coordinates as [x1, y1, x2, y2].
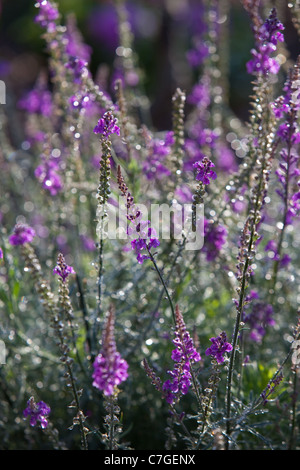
[65, 56, 89, 84]
[130, 222, 160, 264]
[117, 165, 160, 264]
[142, 131, 174, 180]
[18, 88, 52, 117]
[193, 157, 217, 185]
[92, 306, 129, 396]
[205, 331, 232, 364]
[53, 253, 76, 282]
[202, 219, 227, 262]
[34, 0, 59, 33]
[274, 62, 300, 225]
[9, 223, 36, 246]
[35, 159, 63, 196]
[162, 306, 201, 405]
[23, 397, 51, 429]
[93, 110, 120, 139]
[246, 8, 284, 76]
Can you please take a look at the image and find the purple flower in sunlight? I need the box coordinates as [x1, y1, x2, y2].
[34, 0, 59, 32]
[94, 111, 120, 138]
[130, 221, 160, 264]
[35, 159, 63, 196]
[143, 131, 174, 180]
[92, 306, 129, 396]
[65, 57, 89, 83]
[117, 165, 160, 264]
[162, 305, 201, 405]
[23, 397, 51, 429]
[246, 8, 284, 76]
[193, 157, 217, 185]
[205, 331, 232, 364]
[0, 247, 3, 259]
[9, 224, 35, 246]
[53, 253, 75, 282]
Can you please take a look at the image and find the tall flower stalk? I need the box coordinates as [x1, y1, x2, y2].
[10, 228, 88, 449]
[92, 305, 129, 450]
[225, 6, 284, 447]
[269, 57, 300, 291]
[93, 111, 120, 351]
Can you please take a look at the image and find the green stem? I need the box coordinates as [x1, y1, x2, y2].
[147, 248, 176, 325]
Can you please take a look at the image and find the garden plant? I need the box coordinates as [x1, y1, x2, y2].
[0, 0, 300, 451]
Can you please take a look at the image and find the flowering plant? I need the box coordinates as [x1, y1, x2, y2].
[1, 0, 300, 452]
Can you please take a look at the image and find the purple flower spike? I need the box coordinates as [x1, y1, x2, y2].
[162, 305, 201, 405]
[193, 157, 217, 185]
[23, 397, 51, 429]
[34, 0, 59, 32]
[92, 306, 129, 396]
[9, 223, 36, 246]
[246, 8, 284, 76]
[94, 110, 120, 139]
[205, 331, 233, 364]
[53, 253, 75, 282]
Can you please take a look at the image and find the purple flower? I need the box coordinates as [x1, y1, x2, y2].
[53, 253, 75, 282]
[193, 157, 217, 185]
[35, 159, 63, 196]
[187, 42, 209, 68]
[162, 306, 201, 405]
[117, 165, 160, 264]
[205, 331, 233, 364]
[0, 248, 3, 259]
[187, 82, 211, 108]
[65, 15, 91, 65]
[92, 306, 128, 396]
[202, 219, 227, 262]
[34, 0, 59, 32]
[94, 111, 120, 138]
[244, 301, 275, 343]
[23, 397, 51, 429]
[65, 57, 89, 84]
[130, 222, 160, 264]
[142, 132, 174, 180]
[18, 88, 52, 117]
[246, 8, 284, 76]
[9, 224, 35, 246]
[80, 235, 96, 252]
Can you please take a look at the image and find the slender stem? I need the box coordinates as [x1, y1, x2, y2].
[288, 371, 298, 450]
[76, 274, 93, 360]
[147, 248, 176, 325]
